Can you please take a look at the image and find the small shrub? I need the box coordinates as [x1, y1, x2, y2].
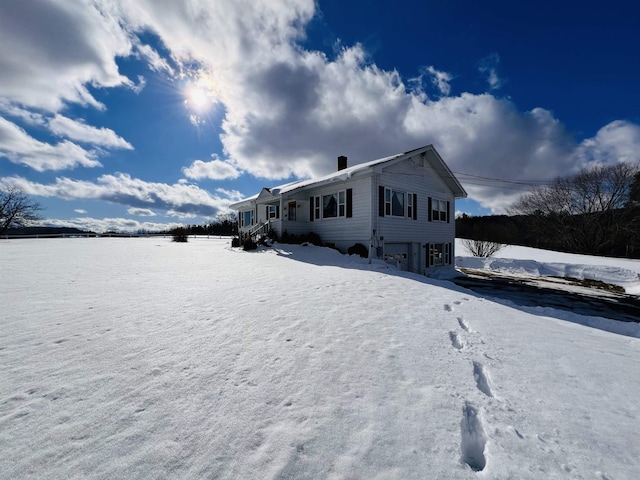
[348, 243, 369, 258]
[306, 232, 322, 246]
[172, 228, 189, 243]
[278, 230, 323, 246]
[242, 237, 258, 251]
[461, 238, 506, 257]
[266, 229, 279, 243]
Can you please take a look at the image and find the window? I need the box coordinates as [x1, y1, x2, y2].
[431, 199, 448, 222]
[312, 190, 351, 220]
[288, 201, 296, 221]
[429, 243, 451, 267]
[379, 187, 416, 219]
[314, 195, 320, 220]
[267, 205, 279, 220]
[385, 188, 406, 217]
[323, 193, 338, 218]
[322, 190, 346, 219]
[240, 210, 254, 227]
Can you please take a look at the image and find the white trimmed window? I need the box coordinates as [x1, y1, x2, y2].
[429, 243, 451, 266]
[385, 188, 406, 217]
[267, 205, 279, 219]
[322, 190, 346, 218]
[432, 199, 448, 222]
[240, 210, 254, 227]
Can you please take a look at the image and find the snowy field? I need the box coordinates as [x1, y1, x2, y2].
[1, 237, 639, 479]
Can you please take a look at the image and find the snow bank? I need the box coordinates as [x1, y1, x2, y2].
[456, 239, 640, 295]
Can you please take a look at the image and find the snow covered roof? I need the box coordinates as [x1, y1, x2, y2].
[229, 145, 467, 209]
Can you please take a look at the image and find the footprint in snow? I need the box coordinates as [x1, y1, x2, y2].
[444, 304, 453, 312]
[457, 317, 472, 332]
[449, 331, 465, 350]
[473, 361, 494, 398]
[460, 401, 488, 472]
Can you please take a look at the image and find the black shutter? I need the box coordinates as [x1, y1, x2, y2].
[309, 196, 314, 222]
[428, 197, 432, 222]
[413, 194, 418, 220]
[426, 243, 431, 267]
[446, 201, 450, 223]
[346, 188, 353, 218]
[378, 186, 385, 217]
[276, 205, 280, 219]
[265, 205, 269, 219]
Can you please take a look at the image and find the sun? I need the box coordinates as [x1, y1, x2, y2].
[183, 70, 219, 113]
[186, 85, 210, 110]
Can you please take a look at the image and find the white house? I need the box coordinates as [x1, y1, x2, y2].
[229, 145, 467, 274]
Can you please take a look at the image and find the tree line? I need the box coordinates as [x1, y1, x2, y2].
[458, 163, 640, 258]
[1, 187, 238, 237]
[168, 214, 238, 237]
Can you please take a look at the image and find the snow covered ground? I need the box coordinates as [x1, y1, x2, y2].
[1, 237, 639, 479]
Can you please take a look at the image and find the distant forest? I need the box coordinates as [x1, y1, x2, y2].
[4, 216, 238, 238]
[169, 217, 237, 237]
[456, 210, 640, 259]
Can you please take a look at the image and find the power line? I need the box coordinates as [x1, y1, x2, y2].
[452, 171, 554, 186]
[457, 180, 537, 192]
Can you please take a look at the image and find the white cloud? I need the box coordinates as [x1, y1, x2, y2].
[575, 120, 640, 167]
[48, 115, 133, 150]
[0, 103, 46, 126]
[74, 209, 88, 214]
[1, 173, 232, 217]
[165, 210, 198, 219]
[425, 66, 453, 96]
[0, 0, 134, 112]
[131, 75, 147, 94]
[215, 188, 245, 202]
[41, 216, 183, 233]
[0, 117, 102, 171]
[478, 53, 503, 90]
[127, 207, 156, 216]
[133, 41, 175, 75]
[182, 158, 240, 180]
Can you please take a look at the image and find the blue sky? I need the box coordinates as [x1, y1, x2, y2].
[1, 0, 639, 232]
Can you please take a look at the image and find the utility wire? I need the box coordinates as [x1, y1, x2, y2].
[452, 171, 554, 186]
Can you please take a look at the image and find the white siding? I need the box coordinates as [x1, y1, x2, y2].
[373, 159, 455, 246]
[302, 176, 372, 251]
[279, 199, 310, 236]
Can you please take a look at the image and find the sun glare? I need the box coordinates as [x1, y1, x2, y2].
[182, 70, 220, 115]
[186, 85, 210, 110]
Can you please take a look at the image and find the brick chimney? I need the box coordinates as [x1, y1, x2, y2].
[338, 155, 347, 171]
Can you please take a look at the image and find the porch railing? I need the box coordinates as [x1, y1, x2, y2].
[247, 219, 271, 240]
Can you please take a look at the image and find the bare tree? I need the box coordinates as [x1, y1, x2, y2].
[0, 187, 42, 234]
[509, 163, 639, 254]
[630, 171, 640, 206]
[461, 238, 506, 257]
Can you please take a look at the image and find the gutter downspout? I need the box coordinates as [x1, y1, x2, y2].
[369, 174, 377, 264]
[279, 195, 284, 238]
